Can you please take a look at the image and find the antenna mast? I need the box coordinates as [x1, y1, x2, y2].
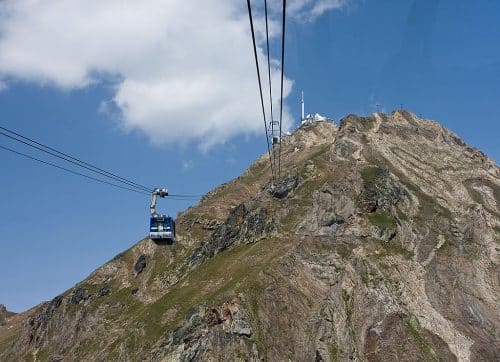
[301, 90, 305, 122]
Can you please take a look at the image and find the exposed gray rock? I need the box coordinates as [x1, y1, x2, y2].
[97, 286, 111, 297]
[69, 288, 88, 305]
[360, 166, 406, 213]
[373, 225, 397, 241]
[224, 304, 252, 337]
[182, 216, 223, 230]
[25, 295, 63, 347]
[189, 203, 275, 267]
[202, 219, 223, 230]
[334, 139, 359, 158]
[298, 187, 355, 236]
[272, 175, 299, 198]
[134, 254, 147, 274]
[151, 301, 255, 361]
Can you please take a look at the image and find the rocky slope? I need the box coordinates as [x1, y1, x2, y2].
[0, 110, 499, 361]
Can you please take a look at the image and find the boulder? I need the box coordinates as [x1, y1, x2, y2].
[272, 175, 299, 198]
[134, 255, 147, 274]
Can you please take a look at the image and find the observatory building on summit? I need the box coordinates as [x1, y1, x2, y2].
[300, 91, 334, 125]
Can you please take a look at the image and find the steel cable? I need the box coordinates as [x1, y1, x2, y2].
[246, 0, 275, 181]
[278, 0, 286, 180]
[0, 127, 152, 192]
[264, 0, 277, 178]
[1, 126, 203, 199]
[0, 144, 149, 196]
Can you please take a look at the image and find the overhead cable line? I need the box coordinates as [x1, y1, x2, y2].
[278, 0, 287, 179]
[168, 194, 202, 198]
[0, 126, 203, 199]
[167, 197, 200, 201]
[166, 195, 201, 200]
[0, 144, 149, 196]
[246, 0, 275, 181]
[1, 145, 203, 201]
[0, 126, 153, 193]
[264, 0, 277, 177]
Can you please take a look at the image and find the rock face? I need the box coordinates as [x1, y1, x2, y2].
[0, 305, 8, 326]
[272, 175, 300, 198]
[0, 111, 499, 361]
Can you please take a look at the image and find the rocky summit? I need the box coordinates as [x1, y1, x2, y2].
[0, 110, 499, 361]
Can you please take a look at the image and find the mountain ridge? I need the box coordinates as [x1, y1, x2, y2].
[1, 110, 499, 361]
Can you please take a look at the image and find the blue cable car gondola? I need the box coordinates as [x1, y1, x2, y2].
[149, 188, 176, 243]
[149, 215, 176, 242]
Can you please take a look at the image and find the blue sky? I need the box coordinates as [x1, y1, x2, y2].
[1, 0, 499, 312]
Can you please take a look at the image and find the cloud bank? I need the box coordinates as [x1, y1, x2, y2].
[0, 0, 345, 149]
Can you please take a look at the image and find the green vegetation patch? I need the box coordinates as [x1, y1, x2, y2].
[384, 241, 413, 259]
[358, 259, 387, 286]
[73, 336, 108, 361]
[403, 316, 440, 361]
[328, 341, 339, 362]
[26, 348, 49, 362]
[241, 159, 268, 186]
[396, 207, 409, 221]
[0, 334, 17, 357]
[368, 212, 397, 228]
[147, 243, 190, 287]
[367, 235, 413, 260]
[361, 166, 379, 183]
[297, 178, 325, 200]
[308, 144, 331, 161]
[23, 352, 35, 362]
[342, 289, 354, 327]
[336, 243, 351, 259]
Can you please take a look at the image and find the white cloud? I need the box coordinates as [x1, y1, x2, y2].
[287, 0, 348, 22]
[0, 0, 342, 149]
[0, 80, 7, 92]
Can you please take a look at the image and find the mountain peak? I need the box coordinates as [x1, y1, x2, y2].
[1, 112, 499, 361]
